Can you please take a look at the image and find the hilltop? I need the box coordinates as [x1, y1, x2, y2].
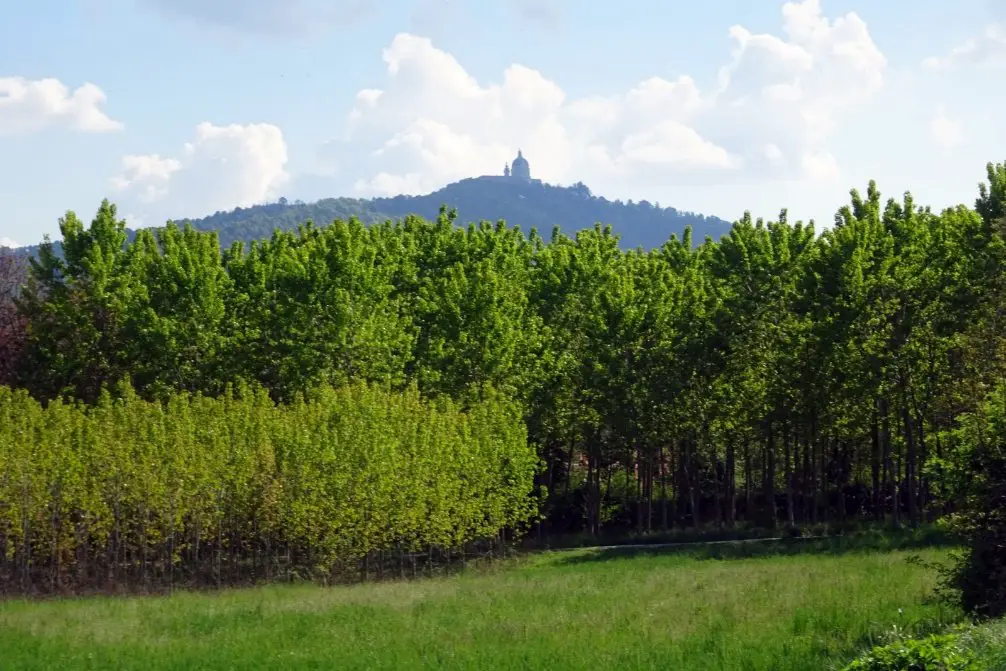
[12, 180, 728, 257]
[10, 153, 732, 254]
[178, 177, 730, 250]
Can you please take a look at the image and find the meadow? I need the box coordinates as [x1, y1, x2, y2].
[0, 536, 969, 670]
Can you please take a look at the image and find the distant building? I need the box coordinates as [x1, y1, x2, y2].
[477, 149, 542, 185]
[509, 150, 531, 182]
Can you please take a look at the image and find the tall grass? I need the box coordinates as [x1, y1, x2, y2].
[0, 542, 961, 670]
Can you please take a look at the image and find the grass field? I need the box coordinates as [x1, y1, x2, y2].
[961, 617, 1006, 669]
[0, 536, 966, 670]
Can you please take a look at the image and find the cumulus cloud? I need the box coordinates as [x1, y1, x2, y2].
[139, 0, 372, 36]
[801, 151, 840, 182]
[930, 106, 964, 150]
[923, 23, 1006, 69]
[0, 77, 121, 136]
[110, 121, 289, 223]
[0, 237, 19, 249]
[326, 0, 885, 197]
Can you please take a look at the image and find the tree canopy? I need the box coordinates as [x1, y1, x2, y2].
[5, 163, 1006, 609]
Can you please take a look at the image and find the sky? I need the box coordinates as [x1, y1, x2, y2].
[2, 0, 1006, 248]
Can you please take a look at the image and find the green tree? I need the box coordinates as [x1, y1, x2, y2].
[17, 200, 138, 402]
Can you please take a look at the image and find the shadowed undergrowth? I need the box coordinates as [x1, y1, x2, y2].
[552, 525, 958, 566]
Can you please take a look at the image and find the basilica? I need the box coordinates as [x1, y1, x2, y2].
[504, 149, 531, 181]
[478, 149, 542, 185]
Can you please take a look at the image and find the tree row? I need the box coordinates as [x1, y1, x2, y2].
[3, 162, 1006, 541]
[0, 382, 536, 592]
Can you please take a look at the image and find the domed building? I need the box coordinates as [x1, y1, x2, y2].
[509, 149, 531, 182]
[477, 149, 542, 185]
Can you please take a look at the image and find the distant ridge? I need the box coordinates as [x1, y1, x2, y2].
[13, 153, 733, 254]
[177, 178, 730, 251]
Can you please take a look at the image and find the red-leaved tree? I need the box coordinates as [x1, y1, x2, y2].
[0, 248, 27, 386]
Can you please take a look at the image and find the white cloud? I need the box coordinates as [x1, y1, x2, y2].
[109, 154, 182, 203]
[110, 121, 289, 224]
[619, 121, 737, 169]
[930, 106, 964, 150]
[0, 237, 19, 249]
[324, 0, 885, 198]
[923, 23, 1006, 69]
[0, 77, 122, 136]
[801, 151, 840, 182]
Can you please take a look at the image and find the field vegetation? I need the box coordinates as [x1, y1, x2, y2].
[0, 536, 968, 671]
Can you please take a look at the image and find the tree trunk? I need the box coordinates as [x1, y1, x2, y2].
[871, 405, 882, 520]
[901, 403, 918, 527]
[660, 443, 669, 531]
[881, 396, 897, 524]
[744, 437, 753, 524]
[916, 409, 928, 520]
[646, 454, 654, 532]
[784, 420, 795, 527]
[585, 452, 596, 536]
[688, 438, 701, 529]
[810, 409, 819, 523]
[764, 423, 777, 528]
[631, 443, 640, 533]
[725, 437, 736, 527]
[802, 426, 812, 523]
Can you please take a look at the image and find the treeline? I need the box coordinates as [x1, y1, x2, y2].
[0, 382, 537, 592]
[177, 179, 731, 250]
[3, 162, 1006, 545]
[178, 196, 390, 248]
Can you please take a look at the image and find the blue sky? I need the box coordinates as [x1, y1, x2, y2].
[2, 0, 1005, 247]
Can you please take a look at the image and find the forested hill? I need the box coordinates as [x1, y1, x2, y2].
[10, 179, 730, 256]
[177, 178, 731, 249]
[11, 228, 141, 260]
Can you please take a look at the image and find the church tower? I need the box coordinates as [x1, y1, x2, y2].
[510, 149, 531, 182]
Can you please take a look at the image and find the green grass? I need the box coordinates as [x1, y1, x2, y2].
[0, 538, 963, 670]
[960, 617, 1006, 670]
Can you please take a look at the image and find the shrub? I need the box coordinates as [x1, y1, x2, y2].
[941, 383, 1006, 619]
[841, 633, 978, 671]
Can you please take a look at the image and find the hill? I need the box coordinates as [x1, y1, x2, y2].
[11, 178, 732, 256]
[10, 229, 143, 261]
[177, 178, 731, 249]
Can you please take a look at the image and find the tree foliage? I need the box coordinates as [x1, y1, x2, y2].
[0, 248, 27, 387]
[0, 381, 536, 592]
[6, 163, 1006, 605]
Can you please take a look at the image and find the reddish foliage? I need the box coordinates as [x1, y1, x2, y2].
[0, 249, 27, 386]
